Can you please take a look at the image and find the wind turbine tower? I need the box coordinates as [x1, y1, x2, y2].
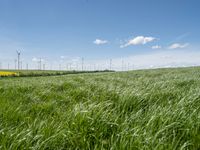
[81, 57, 84, 71]
[110, 59, 112, 70]
[16, 51, 21, 70]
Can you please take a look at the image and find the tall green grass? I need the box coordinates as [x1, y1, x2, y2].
[0, 67, 200, 149]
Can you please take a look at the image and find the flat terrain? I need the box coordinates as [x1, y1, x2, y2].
[0, 67, 200, 149]
[0, 70, 109, 77]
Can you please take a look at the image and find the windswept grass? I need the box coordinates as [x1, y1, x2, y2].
[0, 67, 200, 149]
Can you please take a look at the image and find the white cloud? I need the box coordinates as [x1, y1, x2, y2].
[168, 43, 189, 49]
[120, 36, 156, 48]
[60, 56, 65, 59]
[152, 45, 161, 49]
[32, 57, 44, 62]
[32, 57, 38, 62]
[93, 39, 108, 45]
[71, 57, 81, 62]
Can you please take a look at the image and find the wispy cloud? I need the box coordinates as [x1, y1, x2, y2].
[93, 39, 108, 45]
[175, 32, 190, 41]
[168, 43, 189, 49]
[71, 57, 81, 62]
[152, 45, 162, 49]
[71, 49, 200, 71]
[60, 56, 66, 59]
[102, 50, 200, 71]
[32, 57, 45, 62]
[120, 36, 156, 48]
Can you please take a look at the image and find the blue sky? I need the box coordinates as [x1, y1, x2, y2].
[0, 0, 200, 70]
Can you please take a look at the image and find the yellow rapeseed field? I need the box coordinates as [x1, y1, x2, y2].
[0, 71, 18, 77]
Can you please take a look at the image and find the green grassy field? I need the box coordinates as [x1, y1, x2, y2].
[0, 70, 112, 77]
[0, 67, 200, 149]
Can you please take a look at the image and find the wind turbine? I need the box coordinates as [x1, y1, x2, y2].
[81, 57, 84, 71]
[16, 50, 21, 70]
[110, 59, 112, 70]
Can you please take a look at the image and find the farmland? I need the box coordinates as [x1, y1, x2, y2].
[0, 71, 17, 77]
[0, 67, 200, 149]
[0, 70, 112, 77]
